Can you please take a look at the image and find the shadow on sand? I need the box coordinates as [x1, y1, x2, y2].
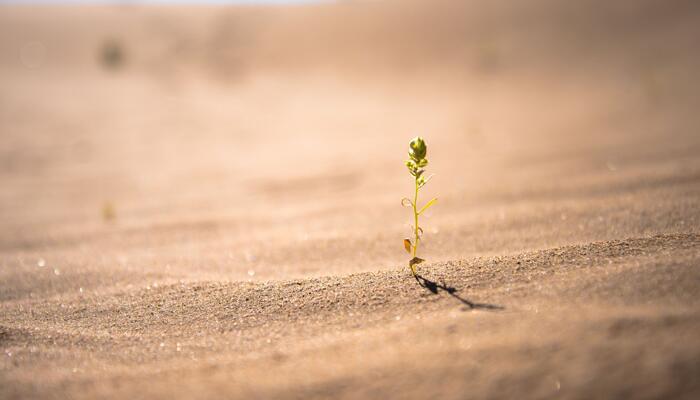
[414, 274, 504, 311]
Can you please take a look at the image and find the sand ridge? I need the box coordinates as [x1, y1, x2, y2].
[3, 234, 700, 399]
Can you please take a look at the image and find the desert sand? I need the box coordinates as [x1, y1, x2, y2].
[1, 0, 700, 398]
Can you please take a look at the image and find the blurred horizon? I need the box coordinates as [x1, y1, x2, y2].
[0, 0, 329, 4]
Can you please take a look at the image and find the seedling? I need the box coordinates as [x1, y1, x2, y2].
[402, 137, 437, 275]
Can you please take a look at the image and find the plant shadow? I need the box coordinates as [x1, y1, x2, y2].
[414, 274, 504, 311]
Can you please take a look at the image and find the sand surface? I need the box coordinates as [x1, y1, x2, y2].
[1, 1, 700, 398]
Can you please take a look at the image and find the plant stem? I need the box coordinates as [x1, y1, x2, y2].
[413, 177, 419, 258]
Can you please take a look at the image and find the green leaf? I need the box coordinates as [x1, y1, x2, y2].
[408, 137, 427, 160]
[418, 198, 438, 215]
[418, 174, 434, 188]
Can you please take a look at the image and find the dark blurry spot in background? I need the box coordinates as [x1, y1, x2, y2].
[99, 39, 125, 70]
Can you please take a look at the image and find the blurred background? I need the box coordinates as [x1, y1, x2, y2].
[1, 0, 699, 296]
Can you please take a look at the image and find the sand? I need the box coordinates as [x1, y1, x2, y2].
[1, 0, 700, 398]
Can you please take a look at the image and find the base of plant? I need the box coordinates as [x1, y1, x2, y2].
[408, 256, 424, 276]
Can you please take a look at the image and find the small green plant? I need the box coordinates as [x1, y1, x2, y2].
[402, 137, 437, 276]
[101, 201, 116, 223]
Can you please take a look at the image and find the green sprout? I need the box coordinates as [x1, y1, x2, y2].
[402, 137, 437, 276]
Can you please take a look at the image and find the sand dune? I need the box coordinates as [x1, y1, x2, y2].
[3, 234, 700, 398]
[1, 1, 700, 398]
